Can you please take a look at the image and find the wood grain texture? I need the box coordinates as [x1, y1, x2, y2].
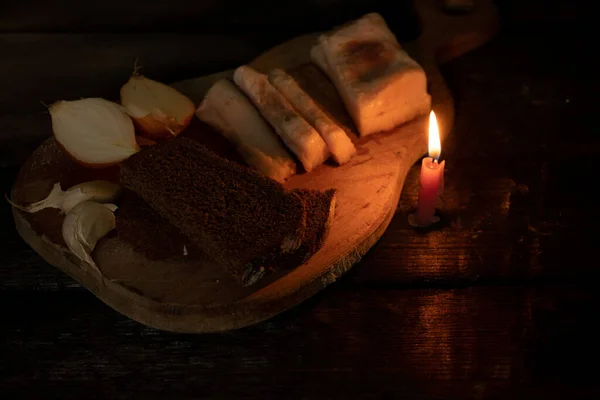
[0, 33, 282, 167]
[0, 2, 421, 168]
[8, 2, 499, 332]
[0, 33, 282, 114]
[4, 20, 594, 291]
[2, 285, 600, 399]
[0, 0, 420, 35]
[1, 1, 598, 396]
[8, 76, 431, 333]
[9, 115, 422, 325]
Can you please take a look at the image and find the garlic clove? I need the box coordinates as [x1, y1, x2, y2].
[101, 203, 119, 213]
[120, 75, 195, 140]
[62, 201, 117, 272]
[61, 180, 121, 213]
[8, 180, 121, 214]
[50, 98, 139, 167]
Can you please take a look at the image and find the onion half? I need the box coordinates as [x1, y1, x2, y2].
[120, 75, 195, 140]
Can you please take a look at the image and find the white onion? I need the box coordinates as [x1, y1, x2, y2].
[120, 75, 195, 140]
[50, 98, 139, 167]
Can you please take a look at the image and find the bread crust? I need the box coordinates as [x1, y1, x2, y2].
[120, 137, 306, 285]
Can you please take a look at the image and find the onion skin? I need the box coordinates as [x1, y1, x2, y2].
[132, 112, 192, 140]
[120, 75, 195, 141]
[135, 135, 157, 147]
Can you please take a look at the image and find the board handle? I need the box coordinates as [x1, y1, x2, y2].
[409, 0, 499, 144]
[414, 0, 500, 65]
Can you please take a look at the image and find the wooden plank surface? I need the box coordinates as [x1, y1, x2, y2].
[0, 20, 416, 167]
[0, 0, 419, 36]
[2, 22, 595, 288]
[0, 33, 284, 113]
[0, 33, 282, 167]
[2, 285, 600, 399]
[9, 0, 483, 331]
[1, 0, 598, 397]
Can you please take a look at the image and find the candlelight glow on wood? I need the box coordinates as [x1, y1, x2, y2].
[409, 111, 445, 228]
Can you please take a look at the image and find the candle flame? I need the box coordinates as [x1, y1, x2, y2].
[428, 110, 441, 160]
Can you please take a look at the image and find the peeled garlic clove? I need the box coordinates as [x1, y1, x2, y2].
[120, 75, 195, 140]
[61, 180, 121, 213]
[75, 203, 118, 250]
[50, 98, 139, 167]
[102, 203, 119, 213]
[7, 180, 121, 214]
[62, 201, 116, 271]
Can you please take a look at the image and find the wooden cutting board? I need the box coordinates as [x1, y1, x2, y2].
[10, 1, 499, 333]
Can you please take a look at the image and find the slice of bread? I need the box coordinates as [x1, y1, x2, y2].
[299, 188, 337, 256]
[120, 137, 306, 286]
[293, 189, 336, 263]
[116, 190, 197, 260]
[267, 188, 337, 273]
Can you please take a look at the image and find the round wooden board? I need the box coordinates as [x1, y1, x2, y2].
[11, 1, 499, 333]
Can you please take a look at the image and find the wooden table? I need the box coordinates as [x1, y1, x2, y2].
[1, 1, 598, 398]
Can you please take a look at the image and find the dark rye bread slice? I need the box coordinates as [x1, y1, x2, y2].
[119, 137, 306, 286]
[116, 190, 199, 260]
[295, 189, 337, 259]
[250, 188, 337, 281]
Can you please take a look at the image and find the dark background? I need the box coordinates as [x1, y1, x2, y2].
[1, 1, 599, 399]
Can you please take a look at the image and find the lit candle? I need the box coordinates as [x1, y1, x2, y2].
[409, 111, 445, 227]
